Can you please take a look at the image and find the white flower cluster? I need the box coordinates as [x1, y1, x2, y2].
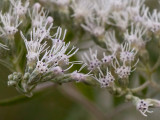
[136, 99, 153, 117]
[82, 42, 138, 87]
[10, 0, 29, 17]
[2, 0, 160, 117]
[71, 0, 146, 36]
[113, 43, 138, 79]
[3, 0, 92, 96]
[0, 9, 22, 38]
[21, 27, 79, 76]
[0, 0, 27, 49]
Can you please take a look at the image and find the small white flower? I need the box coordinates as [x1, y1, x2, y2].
[71, 72, 86, 82]
[45, 28, 79, 67]
[48, 42, 79, 66]
[115, 65, 131, 79]
[20, 28, 47, 62]
[108, 11, 129, 30]
[132, 5, 149, 23]
[36, 61, 49, 73]
[33, 2, 41, 10]
[95, 68, 115, 88]
[36, 22, 53, 39]
[47, 16, 54, 24]
[137, 100, 153, 117]
[35, 41, 79, 74]
[52, 27, 67, 43]
[71, 64, 91, 82]
[0, 11, 22, 37]
[29, 7, 48, 28]
[51, 66, 63, 75]
[112, 55, 139, 79]
[120, 43, 137, 62]
[102, 53, 114, 64]
[144, 10, 160, 33]
[124, 24, 147, 49]
[82, 49, 101, 71]
[81, 17, 105, 37]
[127, 0, 145, 20]
[110, 0, 127, 11]
[124, 23, 146, 43]
[10, 0, 29, 16]
[94, 0, 111, 22]
[71, 0, 94, 20]
[104, 31, 120, 53]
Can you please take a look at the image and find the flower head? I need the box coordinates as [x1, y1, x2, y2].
[81, 17, 105, 38]
[127, 0, 145, 20]
[29, 7, 49, 28]
[102, 53, 114, 64]
[104, 31, 120, 53]
[120, 43, 137, 62]
[0, 10, 22, 38]
[145, 10, 160, 33]
[20, 28, 47, 62]
[124, 23, 146, 44]
[108, 11, 129, 30]
[82, 49, 101, 71]
[112, 48, 139, 79]
[71, 0, 94, 21]
[71, 63, 91, 82]
[94, 68, 115, 88]
[10, 0, 29, 16]
[94, 0, 111, 22]
[136, 99, 153, 117]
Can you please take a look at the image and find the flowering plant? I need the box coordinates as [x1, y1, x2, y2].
[1, 0, 160, 119]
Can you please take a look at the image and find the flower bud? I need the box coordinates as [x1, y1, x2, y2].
[8, 74, 13, 80]
[52, 66, 63, 75]
[47, 16, 54, 24]
[8, 80, 17, 86]
[33, 3, 41, 10]
[23, 73, 30, 80]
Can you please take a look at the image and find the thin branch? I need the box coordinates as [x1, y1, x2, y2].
[151, 56, 160, 72]
[0, 59, 14, 72]
[131, 81, 150, 93]
[0, 83, 56, 106]
[59, 84, 109, 120]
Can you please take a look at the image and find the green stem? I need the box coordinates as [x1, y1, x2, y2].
[151, 56, 160, 72]
[0, 59, 14, 72]
[131, 81, 150, 93]
[0, 93, 36, 106]
[150, 80, 160, 90]
[0, 84, 56, 106]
